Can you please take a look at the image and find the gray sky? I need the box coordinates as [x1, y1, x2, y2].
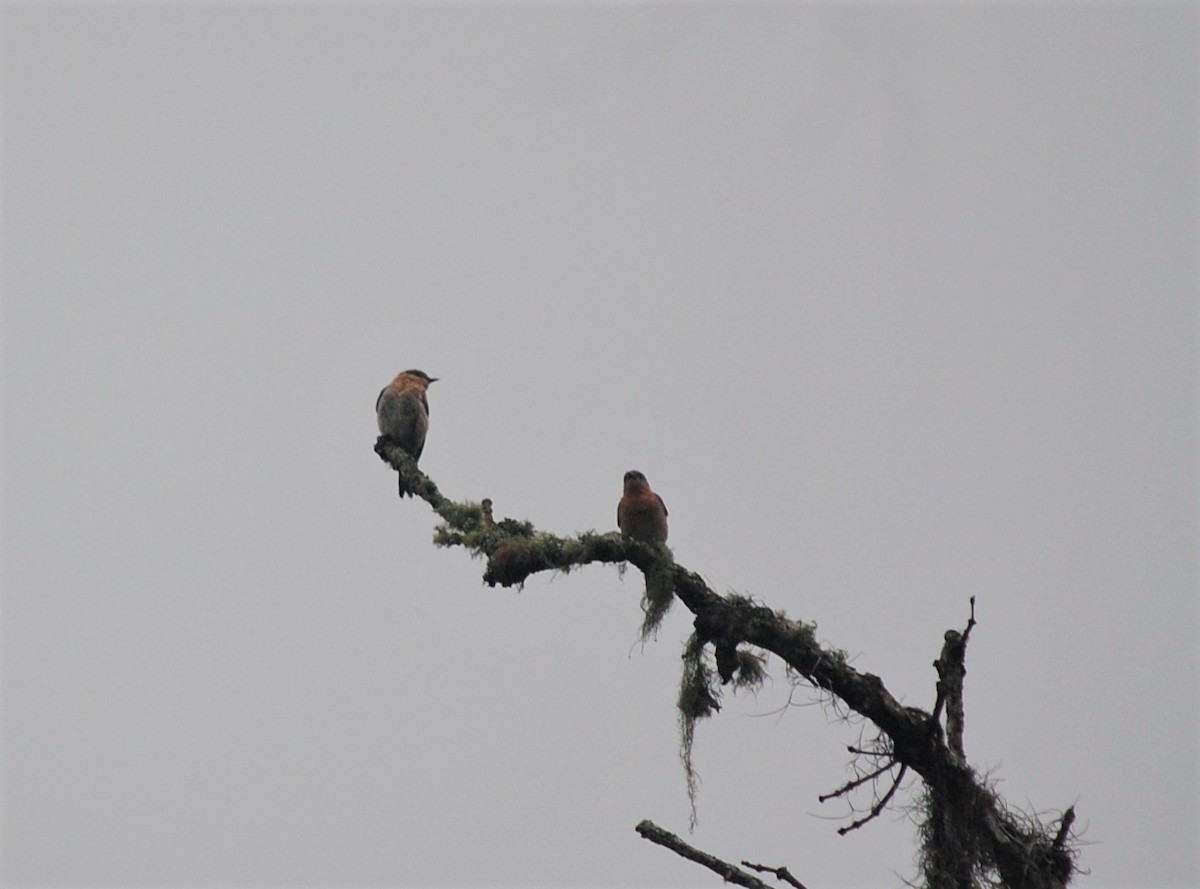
[2, 3, 1196, 888]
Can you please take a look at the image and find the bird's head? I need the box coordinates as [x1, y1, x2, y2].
[623, 470, 650, 492]
[398, 369, 438, 386]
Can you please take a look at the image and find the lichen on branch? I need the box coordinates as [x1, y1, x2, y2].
[374, 444, 1079, 888]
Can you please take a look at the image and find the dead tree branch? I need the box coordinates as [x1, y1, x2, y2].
[741, 860, 811, 889]
[818, 760, 897, 803]
[837, 764, 909, 836]
[634, 820, 772, 889]
[931, 596, 977, 761]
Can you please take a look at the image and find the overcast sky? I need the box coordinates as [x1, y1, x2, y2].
[2, 3, 1196, 888]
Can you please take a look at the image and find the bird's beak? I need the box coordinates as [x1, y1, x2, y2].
[428, 377, 439, 384]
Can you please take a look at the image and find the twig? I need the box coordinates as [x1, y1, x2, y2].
[846, 742, 892, 757]
[634, 820, 771, 888]
[741, 860, 810, 889]
[836, 764, 908, 835]
[1053, 806, 1076, 849]
[818, 760, 896, 802]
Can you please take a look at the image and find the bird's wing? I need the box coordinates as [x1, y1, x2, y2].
[377, 390, 419, 440]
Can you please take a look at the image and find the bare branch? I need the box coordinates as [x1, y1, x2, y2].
[634, 820, 771, 889]
[931, 597, 977, 761]
[818, 760, 897, 803]
[926, 599, 974, 739]
[741, 860, 811, 889]
[846, 743, 890, 757]
[837, 764, 908, 836]
[1053, 806, 1076, 849]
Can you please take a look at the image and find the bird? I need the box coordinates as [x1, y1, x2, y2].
[617, 470, 669, 544]
[376, 369, 437, 496]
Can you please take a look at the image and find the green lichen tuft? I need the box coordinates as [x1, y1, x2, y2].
[638, 555, 676, 642]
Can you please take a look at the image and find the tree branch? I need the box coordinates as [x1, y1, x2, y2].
[837, 764, 908, 836]
[375, 450, 1079, 888]
[931, 596, 976, 761]
[741, 860, 811, 889]
[818, 759, 897, 803]
[634, 820, 771, 889]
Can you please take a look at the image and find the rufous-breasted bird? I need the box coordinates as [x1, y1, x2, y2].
[617, 470, 669, 544]
[376, 369, 437, 497]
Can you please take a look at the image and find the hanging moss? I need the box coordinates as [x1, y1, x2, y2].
[638, 553, 676, 641]
[677, 633, 721, 829]
[730, 648, 767, 691]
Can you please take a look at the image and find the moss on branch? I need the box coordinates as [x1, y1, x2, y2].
[374, 448, 1079, 888]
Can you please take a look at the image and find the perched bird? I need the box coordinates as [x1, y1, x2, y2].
[617, 470, 669, 544]
[376, 369, 437, 496]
